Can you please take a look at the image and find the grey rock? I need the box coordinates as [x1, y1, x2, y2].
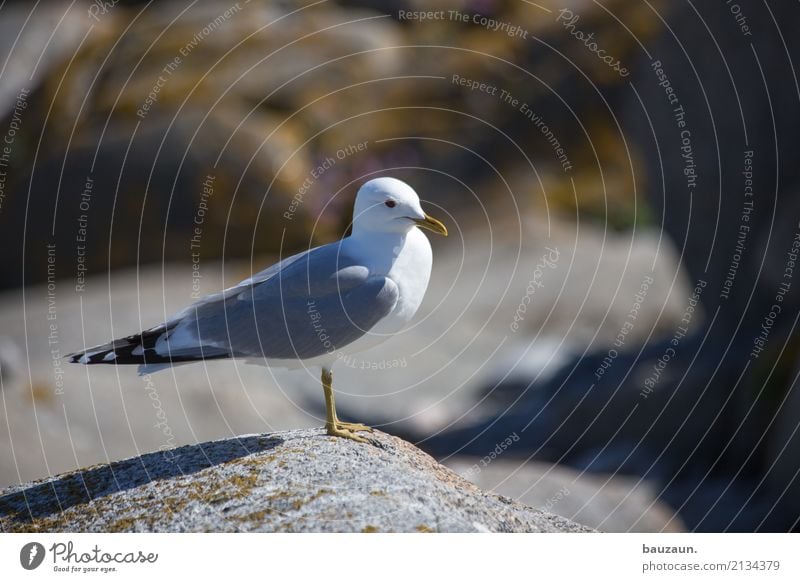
[0, 429, 592, 533]
[446, 458, 685, 533]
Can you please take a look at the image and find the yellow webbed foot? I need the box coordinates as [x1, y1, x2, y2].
[336, 421, 373, 433]
[326, 423, 370, 443]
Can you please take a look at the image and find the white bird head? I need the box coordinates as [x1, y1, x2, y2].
[352, 177, 448, 236]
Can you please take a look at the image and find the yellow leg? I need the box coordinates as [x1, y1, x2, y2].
[322, 368, 371, 443]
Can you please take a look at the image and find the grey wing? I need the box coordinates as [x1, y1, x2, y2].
[171, 248, 313, 317]
[225, 273, 398, 359]
[231, 248, 312, 289]
[164, 242, 399, 360]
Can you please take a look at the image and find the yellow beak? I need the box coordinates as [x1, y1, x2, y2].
[413, 213, 448, 236]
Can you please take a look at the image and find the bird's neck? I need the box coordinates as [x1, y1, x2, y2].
[350, 227, 410, 248]
[347, 228, 414, 270]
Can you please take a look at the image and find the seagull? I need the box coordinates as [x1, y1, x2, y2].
[68, 177, 448, 442]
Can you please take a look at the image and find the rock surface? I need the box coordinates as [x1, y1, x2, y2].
[445, 458, 684, 533]
[0, 429, 592, 533]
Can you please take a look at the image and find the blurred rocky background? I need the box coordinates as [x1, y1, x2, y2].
[1, 0, 798, 532]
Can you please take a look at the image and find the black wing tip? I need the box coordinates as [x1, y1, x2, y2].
[66, 323, 175, 366]
[66, 348, 115, 365]
[67, 346, 234, 366]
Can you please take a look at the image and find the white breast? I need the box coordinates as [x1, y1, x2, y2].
[383, 227, 433, 326]
[333, 227, 432, 356]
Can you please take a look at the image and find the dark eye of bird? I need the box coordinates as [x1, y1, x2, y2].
[385, 200, 396, 208]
